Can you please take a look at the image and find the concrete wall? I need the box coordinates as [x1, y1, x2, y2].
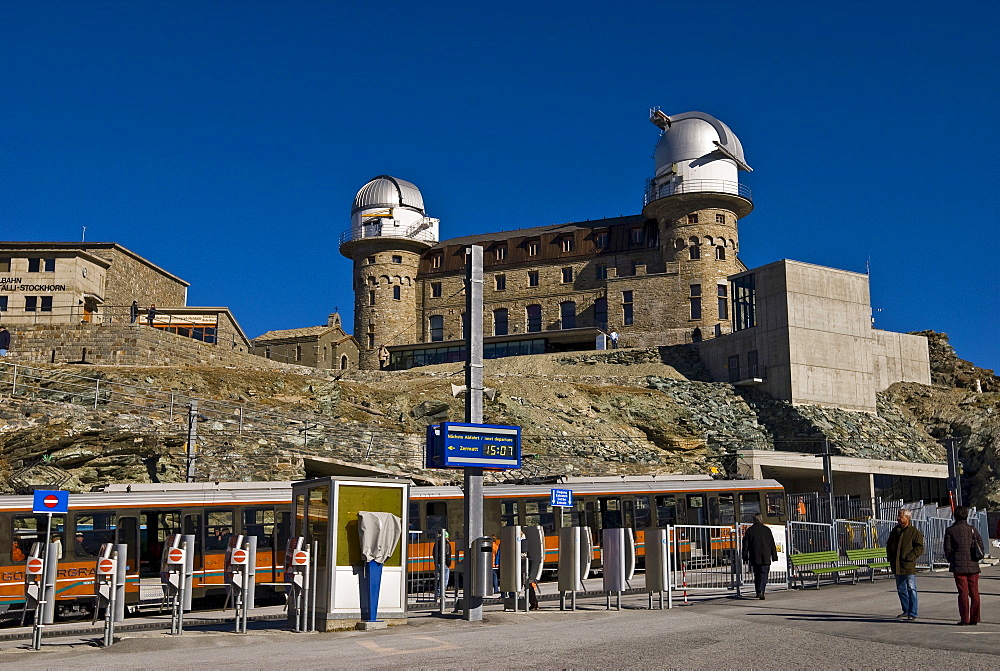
[873, 329, 932, 388]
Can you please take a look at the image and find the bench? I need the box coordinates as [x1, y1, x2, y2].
[789, 551, 857, 589]
[845, 547, 892, 582]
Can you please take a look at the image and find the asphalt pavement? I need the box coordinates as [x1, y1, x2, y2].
[2, 566, 998, 669]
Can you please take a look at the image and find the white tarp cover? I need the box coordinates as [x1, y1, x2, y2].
[358, 511, 402, 564]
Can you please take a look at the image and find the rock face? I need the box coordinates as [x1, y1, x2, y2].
[0, 334, 995, 507]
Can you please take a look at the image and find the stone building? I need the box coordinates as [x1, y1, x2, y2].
[0, 241, 251, 352]
[252, 312, 359, 370]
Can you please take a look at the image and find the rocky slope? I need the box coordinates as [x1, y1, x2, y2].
[0, 334, 996, 506]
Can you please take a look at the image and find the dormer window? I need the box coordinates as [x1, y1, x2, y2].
[594, 232, 609, 249]
[494, 245, 507, 262]
[527, 240, 539, 256]
[629, 228, 643, 246]
[430, 254, 442, 269]
[560, 237, 574, 253]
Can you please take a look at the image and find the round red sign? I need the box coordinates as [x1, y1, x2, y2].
[292, 550, 308, 566]
[167, 548, 184, 563]
[26, 557, 44, 573]
[43, 494, 59, 508]
[232, 549, 247, 563]
[98, 558, 115, 574]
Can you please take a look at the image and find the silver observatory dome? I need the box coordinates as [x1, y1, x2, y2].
[352, 175, 425, 215]
[652, 111, 750, 176]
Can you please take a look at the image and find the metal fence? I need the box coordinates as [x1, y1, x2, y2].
[406, 530, 455, 611]
[735, 522, 789, 590]
[669, 525, 738, 591]
[786, 521, 835, 555]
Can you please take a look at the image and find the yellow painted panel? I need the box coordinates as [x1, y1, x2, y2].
[335, 484, 404, 567]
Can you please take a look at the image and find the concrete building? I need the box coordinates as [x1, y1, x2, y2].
[0, 241, 251, 352]
[252, 312, 359, 370]
[340, 109, 931, 414]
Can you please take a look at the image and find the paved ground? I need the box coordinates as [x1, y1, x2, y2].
[2, 567, 999, 669]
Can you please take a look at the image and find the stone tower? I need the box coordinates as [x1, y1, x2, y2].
[641, 110, 753, 343]
[339, 176, 439, 370]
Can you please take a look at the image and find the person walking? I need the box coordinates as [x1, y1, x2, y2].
[886, 508, 924, 620]
[434, 530, 451, 599]
[0, 326, 10, 356]
[146, 304, 156, 327]
[609, 330, 620, 349]
[130, 300, 139, 324]
[742, 513, 778, 599]
[944, 506, 984, 626]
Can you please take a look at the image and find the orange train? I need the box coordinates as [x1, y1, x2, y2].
[0, 476, 784, 617]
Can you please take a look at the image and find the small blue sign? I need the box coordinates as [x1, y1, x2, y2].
[550, 489, 573, 507]
[32, 490, 69, 514]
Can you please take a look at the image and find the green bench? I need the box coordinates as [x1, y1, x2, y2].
[845, 547, 892, 582]
[789, 551, 858, 589]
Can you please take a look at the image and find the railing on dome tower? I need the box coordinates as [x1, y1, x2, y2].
[644, 179, 752, 207]
[339, 217, 439, 246]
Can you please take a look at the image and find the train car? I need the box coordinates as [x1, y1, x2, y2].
[0, 475, 784, 618]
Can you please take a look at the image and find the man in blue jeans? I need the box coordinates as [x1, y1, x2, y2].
[886, 508, 924, 620]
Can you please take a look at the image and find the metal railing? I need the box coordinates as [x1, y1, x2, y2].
[338, 217, 439, 246]
[670, 525, 738, 590]
[644, 179, 752, 206]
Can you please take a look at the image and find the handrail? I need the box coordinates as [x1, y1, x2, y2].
[644, 179, 752, 206]
[338, 217, 439, 246]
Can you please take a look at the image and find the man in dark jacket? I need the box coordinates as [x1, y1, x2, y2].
[886, 508, 924, 620]
[944, 506, 984, 625]
[0, 326, 10, 356]
[742, 513, 778, 599]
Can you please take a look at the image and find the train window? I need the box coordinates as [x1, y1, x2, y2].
[307, 486, 330, 566]
[426, 502, 448, 533]
[739, 493, 761, 523]
[74, 513, 116, 557]
[766, 492, 785, 517]
[13, 514, 66, 561]
[633, 496, 651, 529]
[140, 511, 181, 574]
[500, 500, 519, 527]
[206, 510, 235, 551]
[294, 494, 306, 538]
[622, 499, 635, 529]
[709, 493, 736, 525]
[655, 496, 677, 527]
[524, 498, 556, 533]
[408, 502, 419, 531]
[243, 508, 275, 548]
[276, 511, 291, 551]
[599, 498, 622, 529]
[563, 500, 586, 527]
[184, 514, 202, 552]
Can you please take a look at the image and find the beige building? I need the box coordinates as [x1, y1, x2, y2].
[0, 241, 251, 352]
[252, 313, 359, 369]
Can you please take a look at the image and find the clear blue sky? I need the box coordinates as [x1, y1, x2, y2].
[2, 1, 997, 372]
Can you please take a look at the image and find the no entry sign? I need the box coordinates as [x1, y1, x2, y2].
[167, 547, 185, 564]
[26, 557, 44, 574]
[97, 558, 116, 575]
[291, 550, 309, 566]
[231, 548, 248, 565]
[32, 490, 69, 514]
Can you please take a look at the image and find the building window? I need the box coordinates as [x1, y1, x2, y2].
[528, 271, 539, 287]
[594, 232, 609, 249]
[430, 254, 442, 269]
[393, 285, 401, 300]
[646, 228, 659, 248]
[367, 256, 376, 264]
[687, 214, 698, 224]
[716, 213, 726, 224]
[561, 267, 573, 283]
[493, 308, 509, 336]
[690, 284, 702, 320]
[429, 315, 444, 342]
[596, 264, 608, 280]
[25, 296, 53, 312]
[494, 245, 507, 262]
[689, 238, 701, 260]
[629, 228, 643, 246]
[622, 290, 634, 326]
[295, 345, 302, 362]
[431, 282, 442, 298]
[28, 258, 55, 272]
[527, 241, 539, 256]
[594, 297, 607, 330]
[0, 296, 7, 311]
[728, 355, 741, 383]
[733, 274, 756, 331]
[717, 285, 729, 320]
[716, 246, 726, 260]
[747, 350, 759, 378]
[560, 237, 574, 253]
[0, 258, 9, 272]
[559, 301, 576, 329]
[495, 274, 506, 291]
[369, 290, 376, 306]
[391, 255, 402, 264]
[526, 305, 542, 333]
[367, 333, 375, 348]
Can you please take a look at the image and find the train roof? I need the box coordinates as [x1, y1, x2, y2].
[411, 478, 783, 500]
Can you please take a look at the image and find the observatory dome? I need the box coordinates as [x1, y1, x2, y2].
[653, 112, 748, 175]
[352, 175, 425, 215]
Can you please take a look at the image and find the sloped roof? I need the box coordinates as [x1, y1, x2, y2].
[253, 325, 338, 342]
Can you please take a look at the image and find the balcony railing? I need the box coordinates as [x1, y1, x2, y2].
[339, 217, 439, 246]
[644, 179, 752, 206]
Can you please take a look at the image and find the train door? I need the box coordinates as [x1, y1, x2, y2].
[136, 510, 181, 578]
[204, 509, 235, 589]
[243, 507, 279, 582]
[686, 495, 706, 525]
[739, 492, 761, 523]
[116, 516, 139, 576]
[706, 492, 735, 526]
[183, 513, 202, 586]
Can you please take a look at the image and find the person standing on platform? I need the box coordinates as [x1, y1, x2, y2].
[146, 304, 156, 327]
[944, 506, 984, 626]
[130, 300, 139, 324]
[0, 326, 10, 356]
[887, 508, 924, 621]
[609, 330, 619, 349]
[742, 513, 778, 599]
[490, 534, 501, 595]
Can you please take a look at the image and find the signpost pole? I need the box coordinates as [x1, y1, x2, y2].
[463, 245, 484, 623]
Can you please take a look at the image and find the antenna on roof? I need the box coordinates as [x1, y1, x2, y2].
[81, 226, 86, 242]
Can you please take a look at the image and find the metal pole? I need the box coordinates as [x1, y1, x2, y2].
[186, 401, 198, 482]
[12, 363, 18, 396]
[463, 245, 485, 623]
[309, 540, 318, 632]
[94, 379, 100, 409]
[666, 525, 673, 609]
[822, 439, 834, 526]
[104, 559, 116, 647]
[438, 532, 447, 615]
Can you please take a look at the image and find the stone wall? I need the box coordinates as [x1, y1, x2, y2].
[92, 246, 188, 308]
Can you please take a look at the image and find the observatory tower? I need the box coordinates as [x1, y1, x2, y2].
[339, 175, 439, 369]
[642, 109, 753, 341]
